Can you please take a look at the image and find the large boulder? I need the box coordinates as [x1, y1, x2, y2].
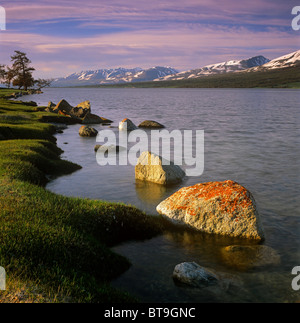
[82, 113, 112, 124]
[221, 245, 280, 270]
[79, 126, 98, 137]
[46, 101, 56, 112]
[52, 99, 74, 114]
[156, 180, 265, 240]
[138, 120, 165, 129]
[119, 118, 137, 131]
[76, 100, 91, 111]
[135, 151, 185, 185]
[69, 100, 91, 118]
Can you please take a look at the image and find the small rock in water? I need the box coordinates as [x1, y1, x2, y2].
[79, 126, 98, 137]
[138, 120, 165, 128]
[119, 118, 138, 131]
[173, 262, 219, 287]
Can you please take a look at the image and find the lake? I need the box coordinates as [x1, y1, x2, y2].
[25, 87, 300, 303]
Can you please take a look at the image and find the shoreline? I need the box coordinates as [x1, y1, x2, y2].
[0, 88, 167, 303]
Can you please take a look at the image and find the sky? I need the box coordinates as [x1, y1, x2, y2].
[0, 0, 299, 78]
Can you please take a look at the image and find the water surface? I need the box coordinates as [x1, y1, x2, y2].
[25, 87, 300, 302]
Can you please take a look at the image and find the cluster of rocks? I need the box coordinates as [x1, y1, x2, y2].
[77, 114, 278, 294]
[46, 99, 112, 125]
[4, 89, 43, 99]
[172, 242, 281, 291]
[118, 118, 165, 131]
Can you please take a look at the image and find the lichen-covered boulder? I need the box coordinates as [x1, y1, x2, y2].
[135, 151, 185, 185]
[156, 180, 265, 240]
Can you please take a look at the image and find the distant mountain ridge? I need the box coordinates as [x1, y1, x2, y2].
[52, 66, 179, 87]
[246, 50, 300, 72]
[51, 50, 300, 86]
[155, 56, 270, 81]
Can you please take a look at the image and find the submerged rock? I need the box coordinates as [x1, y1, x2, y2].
[156, 180, 265, 240]
[135, 151, 185, 185]
[119, 118, 137, 131]
[173, 262, 244, 293]
[138, 120, 165, 128]
[79, 126, 98, 137]
[173, 262, 219, 287]
[221, 245, 281, 270]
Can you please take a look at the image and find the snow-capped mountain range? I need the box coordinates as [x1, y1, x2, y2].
[156, 56, 270, 81]
[52, 66, 179, 87]
[246, 50, 300, 72]
[51, 50, 299, 86]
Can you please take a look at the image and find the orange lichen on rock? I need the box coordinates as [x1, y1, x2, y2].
[165, 180, 253, 217]
[156, 180, 265, 240]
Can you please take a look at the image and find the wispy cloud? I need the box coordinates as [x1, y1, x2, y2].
[0, 0, 298, 77]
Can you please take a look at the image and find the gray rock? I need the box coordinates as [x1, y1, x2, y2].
[173, 262, 244, 294]
[173, 262, 219, 287]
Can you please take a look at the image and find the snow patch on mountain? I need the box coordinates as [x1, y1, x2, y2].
[248, 50, 300, 71]
[155, 56, 270, 81]
[52, 66, 178, 86]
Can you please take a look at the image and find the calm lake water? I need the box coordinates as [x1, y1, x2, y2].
[25, 87, 299, 303]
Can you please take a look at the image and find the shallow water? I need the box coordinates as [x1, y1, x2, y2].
[25, 87, 300, 302]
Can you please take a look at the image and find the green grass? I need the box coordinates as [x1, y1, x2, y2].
[0, 90, 166, 303]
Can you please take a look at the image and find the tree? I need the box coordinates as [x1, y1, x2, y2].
[10, 51, 35, 91]
[0, 64, 6, 83]
[34, 78, 53, 91]
[3, 66, 16, 88]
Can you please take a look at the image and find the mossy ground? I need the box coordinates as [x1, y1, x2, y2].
[0, 89, 166, 303]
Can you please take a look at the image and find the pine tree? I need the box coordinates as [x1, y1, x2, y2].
[0, 64, 6, 83]
[10, 51, 35, 90]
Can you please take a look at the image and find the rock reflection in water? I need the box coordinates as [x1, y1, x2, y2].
[135, 180, 167, 208]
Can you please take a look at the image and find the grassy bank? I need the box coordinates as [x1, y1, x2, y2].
[0, 89, 165, 303]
